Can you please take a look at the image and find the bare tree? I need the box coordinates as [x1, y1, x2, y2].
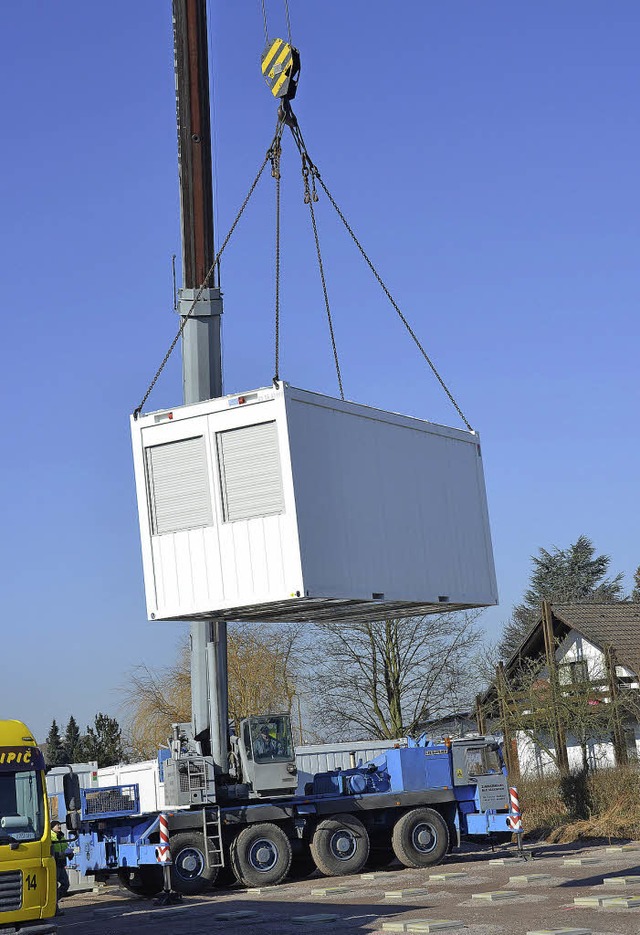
[123, 624, 305, 759]
[307, 611, 484, 741]
[226, 623, 304, 733]
[492, 650, 632, 775]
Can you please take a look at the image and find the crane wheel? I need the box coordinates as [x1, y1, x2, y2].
[230, 822, 292, 887]
[391, 807, 449, 868]
[169, 831, 219, 895]
[310, 814, 370, 876]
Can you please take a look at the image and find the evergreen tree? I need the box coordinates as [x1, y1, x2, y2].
[632, 566, 640, 602]
[78, 713, 125, 768]
[63, 716, 82, 763]
[44, 719, 66, 767]
[500, 535, 624, 659]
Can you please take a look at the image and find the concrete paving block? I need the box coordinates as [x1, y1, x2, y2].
[563, 857, 601, 866]
[488, 858, 509, 865]
[290, 913, 340, 924]
[214, 910, 260, 921]
[509, 873, 553, 884]
[361, 872, 400, 881]
[573, 895, 607, 907]
[526, 929, 592, 935]
[404, 921, 464, 933]
[382, 923, 464, 934]
[428, 872, 468, 882]
[471, 889, 519, 902]
[602, 874, 640, 886]
[601, 895, 640, 908]
[384, 887, 429, 899]
[310, 885, 352, 896]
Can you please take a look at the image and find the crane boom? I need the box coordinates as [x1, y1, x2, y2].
[172, 0, 227, 771]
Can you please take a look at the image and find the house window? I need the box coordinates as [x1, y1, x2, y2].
[558, 660, 589, 685]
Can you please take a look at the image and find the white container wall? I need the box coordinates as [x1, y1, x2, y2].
[97, 760, 165, 814]
[131, 383, 498, 623]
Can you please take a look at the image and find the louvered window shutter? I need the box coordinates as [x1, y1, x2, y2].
[217, 421, 285, 522]
[146, 436, 213, 535]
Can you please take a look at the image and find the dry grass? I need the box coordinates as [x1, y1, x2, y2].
[520, 765, 640, 843]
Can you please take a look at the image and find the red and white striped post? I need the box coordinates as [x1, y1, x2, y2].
[156, 813, 172, 865]
[155, 813, 177, 901]
[507, 786, 524, 857]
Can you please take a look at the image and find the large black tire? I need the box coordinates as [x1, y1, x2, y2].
[391, 808, 449, 869]
[230, 823, 292, 887]
[170, 832, 219, 895]
[310, 814, 370, 876]
[117, 866, 163, 898]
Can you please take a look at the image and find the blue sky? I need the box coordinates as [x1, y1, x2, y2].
[1, 2, 638, 742]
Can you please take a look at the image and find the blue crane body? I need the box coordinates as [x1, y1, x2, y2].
[51, 727, 519, 896]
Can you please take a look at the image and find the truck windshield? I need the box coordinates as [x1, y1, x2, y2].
[250, 717, 294, 764]
[0, 771, 45, 842]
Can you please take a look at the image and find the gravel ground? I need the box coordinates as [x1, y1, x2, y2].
[55, 840, 640, 935]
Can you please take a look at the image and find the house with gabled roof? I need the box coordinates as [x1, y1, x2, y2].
[483, 603, 640, 776]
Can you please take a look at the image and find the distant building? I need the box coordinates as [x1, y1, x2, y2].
[483, 603, 640, 776]
[416, 711, 479, 740]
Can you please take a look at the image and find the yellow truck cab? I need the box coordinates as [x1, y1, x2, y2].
[0, 720, 56, 934]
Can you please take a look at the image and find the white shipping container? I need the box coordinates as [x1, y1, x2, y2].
[97, 760, 165, 814]
[131, 383, 498, 623]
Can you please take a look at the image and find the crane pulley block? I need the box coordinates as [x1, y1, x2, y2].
[261, 37, 300, 100]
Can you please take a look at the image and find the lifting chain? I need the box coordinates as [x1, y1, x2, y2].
[301, 154, 344, 400]
[279, 102, 473, 432]
[270, 119, 285, 384]
[133, 119, 283, 418]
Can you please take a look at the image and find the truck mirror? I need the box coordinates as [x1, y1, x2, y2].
[63, 771, 81, 811]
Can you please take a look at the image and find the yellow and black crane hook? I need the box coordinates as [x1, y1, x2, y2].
[261, 37, 300, 101]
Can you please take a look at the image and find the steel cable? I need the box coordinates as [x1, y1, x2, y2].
[282, 107, 472, 431]
[271, 128, 284, 384]
[302, 159, 344, 400]
[133, 121, 283, 417]
[284, 0, 293, 44]
[315, 174, 473, 431]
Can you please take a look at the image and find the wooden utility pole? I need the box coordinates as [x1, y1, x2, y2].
[475, 694, 487, 735]
[541, 601, 570, 775]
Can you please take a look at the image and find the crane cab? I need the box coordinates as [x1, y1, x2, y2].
[236, 714, 298, 797]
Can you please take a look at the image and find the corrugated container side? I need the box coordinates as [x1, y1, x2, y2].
[285, 388, 497, 606]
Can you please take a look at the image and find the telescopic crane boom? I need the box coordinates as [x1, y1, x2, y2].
[172, 0, 227, 772]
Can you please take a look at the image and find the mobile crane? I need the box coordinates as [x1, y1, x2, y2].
[52, 724, 516, 895]
[46, 1, 513, 897]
